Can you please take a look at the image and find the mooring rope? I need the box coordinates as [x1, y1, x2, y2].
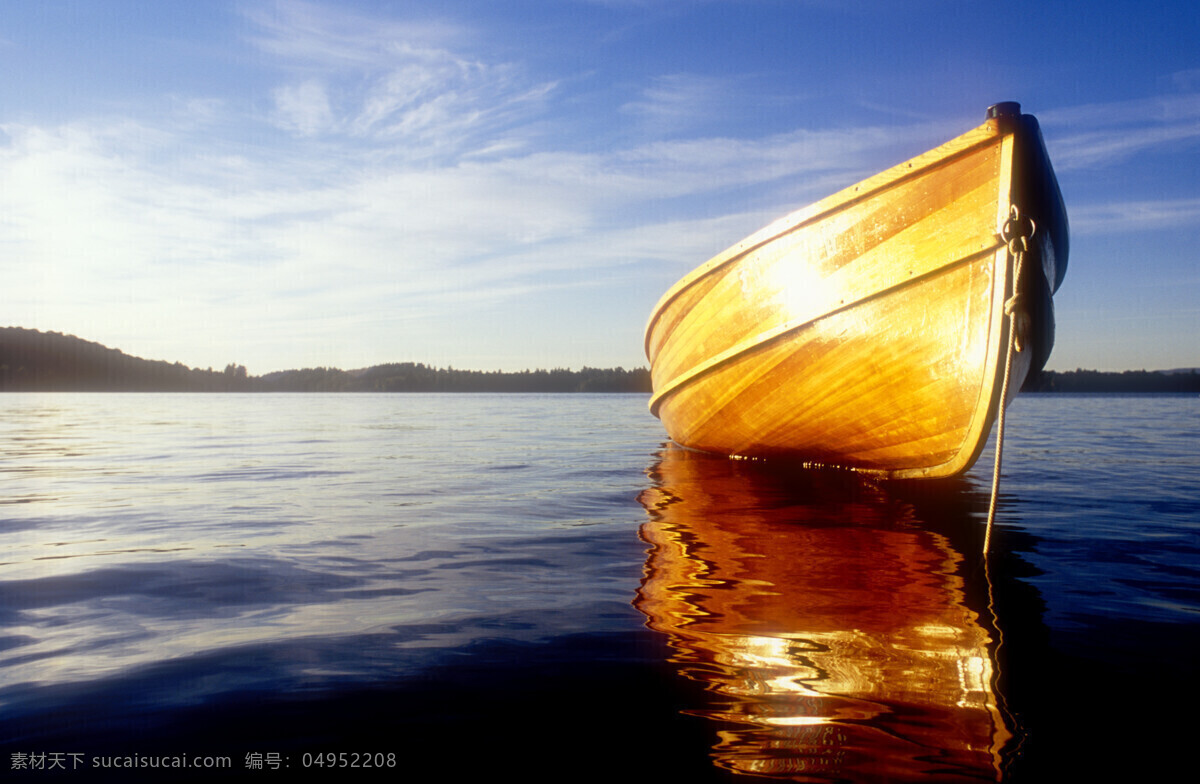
[984, 206, 1034, 555]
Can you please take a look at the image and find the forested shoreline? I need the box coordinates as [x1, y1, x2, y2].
[1, 327, 1195, 393]
[1023, 367, 1200, 393]
[0, 328, 649, 392]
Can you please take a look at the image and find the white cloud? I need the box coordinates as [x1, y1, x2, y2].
[1, 105, 931, 370]
[243, 0, 462, 69]
[273, 80, 334, 136]
[247, 1, 554, 160]
[1068, 198, 1200, 235]
[621, 73, 733, 134]
[1169, 69, 1200, 92]
[1041, 93, 1200, 170]
[2, 0, 1016, 372]
[0, 85, 967, 368]
[1052, 122, 1200, 171]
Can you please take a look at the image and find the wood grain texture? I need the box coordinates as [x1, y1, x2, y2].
[645, 115, 1054, 478]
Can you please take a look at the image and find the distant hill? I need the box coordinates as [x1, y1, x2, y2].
[0, 328, 251, 392]
[0, 328, 651, 393]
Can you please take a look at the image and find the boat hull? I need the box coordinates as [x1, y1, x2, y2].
[645, 106, 1067, 478]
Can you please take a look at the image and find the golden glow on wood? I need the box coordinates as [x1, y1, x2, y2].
[645, 118, 1035, 478]
[636, 447, 1012, 778]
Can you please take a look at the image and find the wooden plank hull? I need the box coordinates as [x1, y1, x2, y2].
[645, 104, 1068, 478]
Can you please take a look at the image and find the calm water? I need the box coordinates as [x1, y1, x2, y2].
[1, 393, 1196, 780]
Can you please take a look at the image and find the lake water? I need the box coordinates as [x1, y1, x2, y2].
[1, 393, 1196, 781]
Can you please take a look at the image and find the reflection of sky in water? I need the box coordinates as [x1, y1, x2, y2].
[0, 394, 658, 708]
[998, 395, 1200, 636]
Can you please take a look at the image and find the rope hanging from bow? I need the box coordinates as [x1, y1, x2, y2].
[984, 205, 1035, 555]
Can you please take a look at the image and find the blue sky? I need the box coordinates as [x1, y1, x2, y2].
[2, 0, 1197, 373]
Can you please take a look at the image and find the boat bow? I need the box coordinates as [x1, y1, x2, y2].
[644, 104, 1067, 478]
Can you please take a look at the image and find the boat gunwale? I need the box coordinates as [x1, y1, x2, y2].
[643, 118, 1010, 362]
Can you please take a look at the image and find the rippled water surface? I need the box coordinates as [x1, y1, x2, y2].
[1, 393, 1196, 780]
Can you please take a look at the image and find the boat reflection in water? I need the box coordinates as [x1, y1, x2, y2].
[636, 445, 1012, 782]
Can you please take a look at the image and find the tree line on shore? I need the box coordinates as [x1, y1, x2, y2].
[1, 327, 1195, 393]
[0, 328, 650, 393]
[1022, 367, 1200, 393]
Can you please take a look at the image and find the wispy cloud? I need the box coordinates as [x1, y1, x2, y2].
[272, 79, 334, 136]
[244, 0, 462, 68]
[621, 73, 734, 135]
[247, 0, 555, 160]
[1042, 93, 1200, 170]
[1068, 198, 1200, 235]
[0, 104, 932, 370]
[0, 0, 1040, 372]
[1167, 69, 1200, 92]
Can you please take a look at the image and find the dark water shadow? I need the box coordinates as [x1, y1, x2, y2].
[1, 627, 731, 782]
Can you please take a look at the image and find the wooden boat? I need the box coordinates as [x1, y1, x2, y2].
[645, 103, 1068, 478]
